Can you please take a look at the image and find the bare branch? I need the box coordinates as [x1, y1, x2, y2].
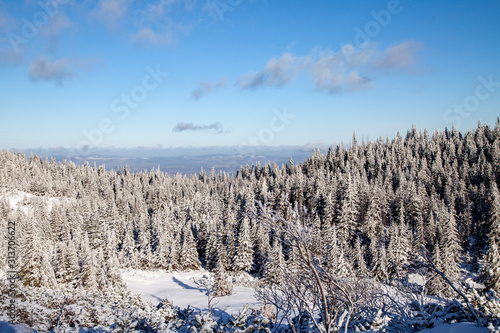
[421, 247, 482, 327]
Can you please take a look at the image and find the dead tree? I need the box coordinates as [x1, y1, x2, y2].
[420, 248, 482, 327]
[252, 201, 373, 333]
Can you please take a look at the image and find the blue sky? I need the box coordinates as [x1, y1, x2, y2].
[1, 0, 499, 154]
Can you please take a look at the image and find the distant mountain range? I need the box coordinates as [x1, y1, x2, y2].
[17, 145, 331, 175]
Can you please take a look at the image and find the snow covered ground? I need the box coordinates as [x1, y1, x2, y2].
[420, 322, 488, 333]
[0, 321, 33, 333]
[0, 189, 72, 213]
[121, 269, 260, 314]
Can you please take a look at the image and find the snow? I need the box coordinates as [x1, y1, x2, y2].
[0, 190, 34, 213]
[419, 322, 488, 333]
[0, 321, 33, 333]
[121, 269, 260, 314]
[0, 189, 70, 213]
[408, 273, 426, 286]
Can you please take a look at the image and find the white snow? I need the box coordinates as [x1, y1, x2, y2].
[0, 190, 34, 213]
[420, 322, 488, 333]
[0, 189, 71, 213]
[408, 273, 426, 286]
[0, 321, 33, 333]
[121, 269, 260, 314]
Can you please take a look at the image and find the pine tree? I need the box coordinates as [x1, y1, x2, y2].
[483, 238, 500, 291]
[180, 224, 201, 271]
[232, 217, 253, 272]
[427, 243, 447, 296]
[353, 236, 368, 277]
[253, 223, 270, 275]
[387, 222, 409, 278]
[213, 253, 233, 297]
[205, 230, 219, 270]
[264, 237, 286, 284]
[79, 234, 98, 290]
[168, 232, 180, 271]
[64, 240, 80, 286]
[483, 183, 500, 291]
[324, 226, 352, 278]
[18, 214, 56, 288]
[439, 206, 462, 284]
[337, 174, 359, 244]
[370, 242, 389, 282]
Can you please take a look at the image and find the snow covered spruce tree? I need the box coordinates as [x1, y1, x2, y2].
[482, 181, 500, 291]
[232, 216, 253, 273]
[180, 223, 201, 271]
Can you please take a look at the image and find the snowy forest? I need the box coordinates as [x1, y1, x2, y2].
[1, 120, 500, 332]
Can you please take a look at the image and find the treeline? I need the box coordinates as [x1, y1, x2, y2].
[0, 120, 499, 295]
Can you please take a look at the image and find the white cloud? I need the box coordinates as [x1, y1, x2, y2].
[41, 13, 73, 51]
[237, 53, 302, 89]
[130, 0, 196, 47]
[131, 27, 174, 46]
[310, 50, 372, 93]
[29, 57, 75, 84]
[372, 40, 423, 73]
[92, 0, 129, 29]
[0, 9, 24, 65]
[191, 77, 226, 100]
[29, 57, 96, 85]
[216, 76, 227, 88]
[172, 122, 224, 134]
[236, 40, 423, 94]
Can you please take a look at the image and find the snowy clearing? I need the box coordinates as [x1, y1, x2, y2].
[0, 188, 72, 213]
[121, 269, 260, 314]
[420, 322, 488, 333]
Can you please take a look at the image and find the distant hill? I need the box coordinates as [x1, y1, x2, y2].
[20, 145, 324, 175]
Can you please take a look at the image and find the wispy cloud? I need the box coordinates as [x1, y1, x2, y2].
[237, 53, 302, 89]
[131, 27, 174, 46]
[41, 13, 73, 52]
[236, 40, 423, 94]
[92, 0, 129, 30]
[88, 0, 207, 47]
[371, 40, 423, 73]
[130, 0, 196, 46]
[172, 122, 224, 134]
[310, 49, 373, 93]
[29, 57, 95, 85]
[191, 76, 227, 100]
[0, 4, 72, 66]
[216, 76, 226, 88]
[0, 9, 24, 65]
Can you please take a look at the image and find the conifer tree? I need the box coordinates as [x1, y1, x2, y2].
[370, 242, 389, 282]
[168, 233, 180, 271]
[483, 183, 500, 291]
[79, 234, 98, 290]
[180, 224, 201, 270]
[264, 237, 285, 284]
[353, 236, 368, 277]
[338, 174, 359, 244]
[387, 222, 409, 278]
[324, 226, 352, 278]
[232, 217, 253, 272]
[18, 214, 56, 288]
[439, 205, 462, 285]
[213, 252, 233, 296]
[253, 223, 270, 275]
